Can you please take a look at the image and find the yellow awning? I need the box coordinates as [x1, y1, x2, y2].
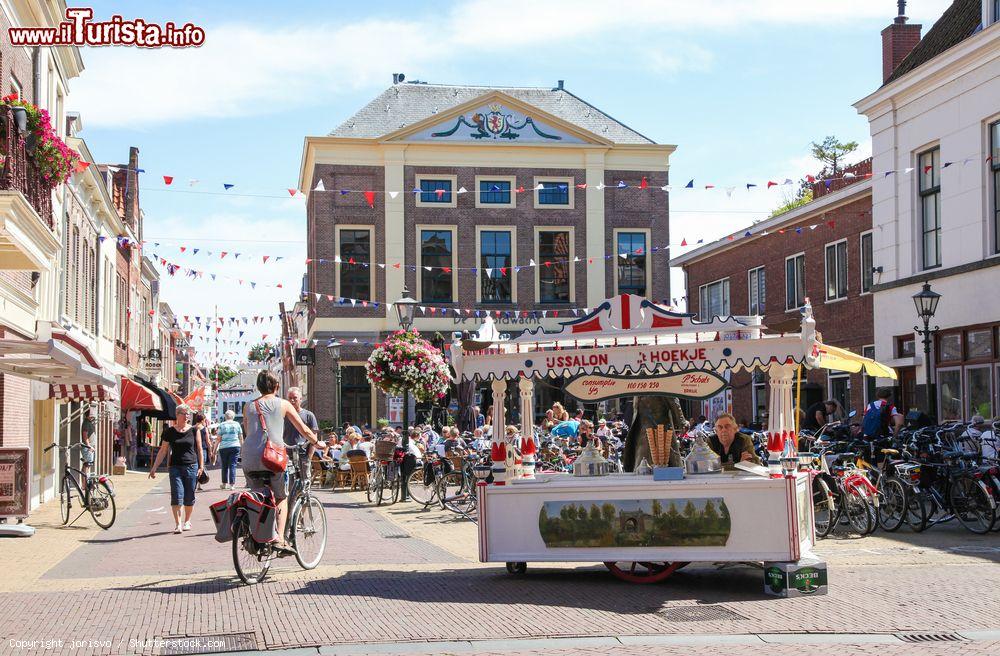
[815, 343, 897, 380]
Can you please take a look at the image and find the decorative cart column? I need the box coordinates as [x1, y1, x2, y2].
[490, 379, 508, 484]
[765, 365, 796, 477]
[519, 377, 536, 479]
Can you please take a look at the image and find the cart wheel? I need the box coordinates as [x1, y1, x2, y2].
[603, 561, 687, 584]
[505, 562, 527, 575]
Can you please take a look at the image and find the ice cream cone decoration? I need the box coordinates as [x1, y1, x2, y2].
[490, 440, 507, 485]
[521, 433, 537, 479]
[645, 425, 674, 467]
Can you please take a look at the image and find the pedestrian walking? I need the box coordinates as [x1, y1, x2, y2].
[149, 404, 204, 534]
[192, 412, 211, 491]
[216, 410, 243, 490]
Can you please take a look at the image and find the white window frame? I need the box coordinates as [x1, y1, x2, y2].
[965, 364, 994, 421]
[937, 366, 964, 422]
[784, 252, 806, 312]
[612, 228, 652, 297]
[414, 224, 458, 303]
[698, 277, 730, 322]
[414, 174, 458, 208]
[824, 238, 848, 302]
[534, 226, 575, 304]
[860, 230, 874, 294]
[475, 225, 517, 304]
[533, 176, 575, 210]
[474, 175, 517, 209]
[335, 225, 375, 300]
[862, 344, 876, 406]
[747, 265, 765, 315]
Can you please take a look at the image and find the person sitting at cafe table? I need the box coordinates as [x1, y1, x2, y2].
[708, 413, 761, 467]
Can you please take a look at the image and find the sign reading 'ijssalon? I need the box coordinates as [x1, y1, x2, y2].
[564, 370, 728, 402]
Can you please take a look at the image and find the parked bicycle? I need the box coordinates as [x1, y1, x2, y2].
[44, 442, 116, 529]
[232, 444, 328, 585]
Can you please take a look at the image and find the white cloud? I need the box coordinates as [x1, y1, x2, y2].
[72, 1, 951, 128]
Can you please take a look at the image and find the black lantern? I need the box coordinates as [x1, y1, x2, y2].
[394, 287, 417, 331]
[326, 340, 343, 430]
[912, 282, 941, 321]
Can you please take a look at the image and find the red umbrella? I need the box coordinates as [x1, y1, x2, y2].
[120, 378, 164, 413]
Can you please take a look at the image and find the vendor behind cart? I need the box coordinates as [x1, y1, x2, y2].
[707, 413, 761, 468]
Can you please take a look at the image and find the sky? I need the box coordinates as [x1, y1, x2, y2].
[68, 0, 954, 368]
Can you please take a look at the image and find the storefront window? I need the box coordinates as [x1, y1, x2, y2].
[937, 368, 963, 421]
[938, 333, 962, 362]
[966, 366, 993, 419]
[967, 329, 994, 360]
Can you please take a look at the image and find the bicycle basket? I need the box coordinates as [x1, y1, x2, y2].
[374, 439, 397, 459]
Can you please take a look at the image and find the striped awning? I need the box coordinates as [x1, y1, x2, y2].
[49, 383, 118, 402]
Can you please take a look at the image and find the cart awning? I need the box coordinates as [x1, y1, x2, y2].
[814, 343, 897, 380]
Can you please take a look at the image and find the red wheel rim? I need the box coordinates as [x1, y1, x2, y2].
[603, 561, 687, 584]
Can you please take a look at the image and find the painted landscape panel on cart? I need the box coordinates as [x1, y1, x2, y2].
[538, 498, 731, 548]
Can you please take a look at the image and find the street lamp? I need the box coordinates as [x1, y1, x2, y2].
[912, 282, 941, 417]
[325, 340, 342, 431]
[394, 287, 418, 501]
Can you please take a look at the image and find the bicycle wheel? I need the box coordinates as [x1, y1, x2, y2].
[291, 495, 327, 570]
[386, 473, 400, 505]
[88, 480, 117, 530]
[59, 477, 71, 525]
[406, 469, 436, 507]
[440, 472, 473, 514]
[905, 487, 930, 532]
[843, 487, 873, 535]
[812, 477, 836, 539]
[877, 477, 907, 532]
[232, 512, 271, 585]
[366, 468, 380, 503]
[949, 476, 996, 534]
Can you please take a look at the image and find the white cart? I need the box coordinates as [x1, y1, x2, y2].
[450, 293, 896, 583]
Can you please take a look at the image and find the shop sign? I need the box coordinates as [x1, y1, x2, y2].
[388, 396, 403, 424]
[564, 370, 728, 402]
[294, 348, 315, 366]
[0, 448, 30, 519]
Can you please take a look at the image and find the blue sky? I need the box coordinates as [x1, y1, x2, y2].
[69, 0, 952, 366]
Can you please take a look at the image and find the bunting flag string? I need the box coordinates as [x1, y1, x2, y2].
[82, 152, 990, 204]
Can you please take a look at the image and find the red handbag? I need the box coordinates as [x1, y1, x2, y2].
[255, 398, 287, 473]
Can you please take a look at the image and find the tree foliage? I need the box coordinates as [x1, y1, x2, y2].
[247, 342, 276, 362]
[811, 135, 859, 175]
[209, 364, 238, 387]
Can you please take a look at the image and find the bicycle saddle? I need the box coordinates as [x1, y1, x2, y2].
[880, 448, 899, 455]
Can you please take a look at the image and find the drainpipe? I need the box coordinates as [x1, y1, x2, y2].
[32, 47, 41, 104]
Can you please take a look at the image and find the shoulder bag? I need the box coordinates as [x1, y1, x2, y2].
[255, 398, 288, 473]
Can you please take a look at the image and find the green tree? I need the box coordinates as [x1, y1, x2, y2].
[768, 184, 813, 218]
[601, 502, 616, 525]
[703, 499, 720, 525]
[811, 135, 859, 175]
[589, 504, 602, 522]
[666, 502, 681, 522]
[247, 342, 276, 362]
[683, 500, 698, 519]
[652, 500, 663, 518]
[208, 364, 238, 387]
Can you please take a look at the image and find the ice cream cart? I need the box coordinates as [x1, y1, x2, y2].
[449, 293, 896, 584]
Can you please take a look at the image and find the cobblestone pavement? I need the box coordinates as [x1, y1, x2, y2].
[0, 474, 998, 656]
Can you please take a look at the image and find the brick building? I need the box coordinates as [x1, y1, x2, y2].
[671, 163, 875, 425]
[298, 80, 673, 426]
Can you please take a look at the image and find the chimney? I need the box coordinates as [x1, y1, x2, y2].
[881, 0, 921, 82]
[556, 79, 564, 90]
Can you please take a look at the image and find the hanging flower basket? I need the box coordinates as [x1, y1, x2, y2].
[366, 330, 451, 402]
[1, 94, 80, 188]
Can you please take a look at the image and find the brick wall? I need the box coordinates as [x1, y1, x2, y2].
[683, 193, 874, 421]
[812, 158, 872, 199]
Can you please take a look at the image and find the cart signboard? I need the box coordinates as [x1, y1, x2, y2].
[564, 371, 727, 403]
[0, 448, 30, 519]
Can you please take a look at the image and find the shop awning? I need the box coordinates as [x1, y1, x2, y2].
[120, 378, 163, 413]
[814, 343, 897, 380]
[49, 383, 118, 403]
[0, 323, 116, 389]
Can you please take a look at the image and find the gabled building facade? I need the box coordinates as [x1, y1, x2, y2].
[855, 0, 1000, 420]
[299, 80, 673, 426]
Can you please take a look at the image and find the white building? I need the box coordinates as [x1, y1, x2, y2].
[855, 0, 1000, 420]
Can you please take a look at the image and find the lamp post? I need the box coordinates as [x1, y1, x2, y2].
[394, 287, 418, 502]
[325, 341, 342, 431]
[912, 282, 941, 417]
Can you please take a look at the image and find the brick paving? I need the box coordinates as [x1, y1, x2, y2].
[0, 476, 998, 656]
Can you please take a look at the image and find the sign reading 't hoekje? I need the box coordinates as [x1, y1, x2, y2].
[564, 370, 728, 402]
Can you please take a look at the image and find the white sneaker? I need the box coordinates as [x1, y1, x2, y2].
[174, 525, 183, 534]
[182, 521, 192, 531]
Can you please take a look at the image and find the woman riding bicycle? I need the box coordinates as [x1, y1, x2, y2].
[242, 371, 325, 554]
